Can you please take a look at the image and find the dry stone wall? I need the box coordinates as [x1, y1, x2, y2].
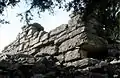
[2, 13, 120, 78]
[1, 13, 108, 66]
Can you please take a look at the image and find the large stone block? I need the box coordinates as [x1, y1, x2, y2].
[68, 26, 85, 38]
[54, 34, 69, 44]
[31, 42, 43, 49]
[65, 49, 80, 62]
[53, 31, 67, 44]
[59, 33, 87, 52]
[35, 45, 57, 56]
[50, 24, 68, 36]
[56, 31, 66, 38]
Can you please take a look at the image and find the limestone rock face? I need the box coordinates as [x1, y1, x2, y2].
[0, 13, 112, 78]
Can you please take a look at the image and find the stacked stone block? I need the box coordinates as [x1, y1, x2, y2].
[1, 13, 107, 68]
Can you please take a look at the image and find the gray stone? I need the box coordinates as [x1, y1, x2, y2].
[24, 42, 29, 49]
[19, 44, 24, 51]
[49, 36, 56, 42]
[29, 37, 40, 46]
[68, 26, 85, 38]
[42, 40, 49, 44]
[65, 49, 80, 62]
[76, 22, 85, 28]
[25, 57, 35, 64]
[68, 19, 77, 27]
[110, 59, 120, 64]
[59, 33, 87, 52]
[33, 31, 39, 39]
[35, 45, 57, 56]
[63, 62, 72, 67]
[66, 25, 77, 33]
[54, 34, 69, 44]
[19, 32, 27, 39]
[71, 58, 99, 67]
[20, 37, 25, 44]
[27, 34, 33, 39]
[56, 31, 66, 38]
[38, 31, 46, 38]
[31, 42, 43, 49]
[50, 24, 68, 36]
[40, 33, 49, 42]
[55, 54, 64, 63]
[9, 48, 19, 54]
[28, 48, 37, 55]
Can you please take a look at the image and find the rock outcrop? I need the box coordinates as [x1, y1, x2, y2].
[0, 13, 119, 78]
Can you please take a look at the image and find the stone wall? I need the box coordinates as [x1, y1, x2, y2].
[1, 13, 108, 66]
[2, 13, 120, 78]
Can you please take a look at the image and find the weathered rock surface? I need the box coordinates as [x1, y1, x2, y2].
[0, 13, 119, 78]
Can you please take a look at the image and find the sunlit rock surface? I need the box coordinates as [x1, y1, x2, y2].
[0, 13, 119, 78]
